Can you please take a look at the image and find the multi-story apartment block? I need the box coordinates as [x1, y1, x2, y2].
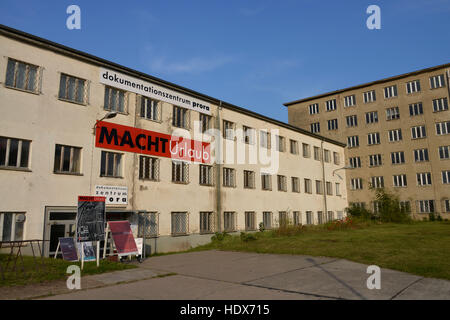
[285, 63, 450, 219]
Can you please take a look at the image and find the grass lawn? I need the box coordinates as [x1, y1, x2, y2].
[0, 255, 136, 287]
[194, 221, 450, 280]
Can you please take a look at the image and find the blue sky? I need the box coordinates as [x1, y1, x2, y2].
[1, 0, 449, 122]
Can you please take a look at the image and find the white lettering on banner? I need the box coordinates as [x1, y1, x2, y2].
[95, 185, 128, 205]
[99, 68, 211, 115]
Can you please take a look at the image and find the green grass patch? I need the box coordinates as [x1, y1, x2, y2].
[0, 255, 136, 287]
[193, 221, 450, 280]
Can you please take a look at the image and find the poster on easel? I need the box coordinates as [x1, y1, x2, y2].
[76, 196, 106, 242]
[77, 241, 96, 262]
[59, 237, 79, 262]
[108, 221, 139, 257]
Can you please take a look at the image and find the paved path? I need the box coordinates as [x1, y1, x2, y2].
[42, 250, 450, 300]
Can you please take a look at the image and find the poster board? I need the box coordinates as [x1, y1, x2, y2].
[77, 241, 96, 262]
[134, 238, 143, 256]
[108, 221, 139, 257]
[76, 196, 106, 242]
[59, 237, 79, 262]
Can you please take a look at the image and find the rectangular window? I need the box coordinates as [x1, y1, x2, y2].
[200, 212, 214, 234]
[346, 115, 358, 127]
[304, 179, 312, 194]
[344, 95, 356, 107]
[0, 212, 25, 241]
[436, 121, 450, 135]
[223, 120, 235, 140]
[347, 136, 359, 148]
[54, 144, 81, 174]
[245, 212, 256, 231]
[370, 176, 384, 188]
[335, 183, 341, 196]
[369, 154, 382, 167]
[388, 129, 402, 142]
[414, 149, 429, 162]
[350, 178, 363, 190]
[0, 137, 31, 169]
[326, 181, 333, 195]
[317, 211, 324, 224]
[439, 146, 450, 160]
[314, 146, 321, 160]
[432, 98, 448, 112]
[200, 114, 212, 133]
[391, 151, 405, 164]
[172, 161, 189, 183]
[417, 172, 432, 186]
[384, 85, 398, 98]
[277, 175, 287, 191]
[306, 211, 313, 225]
[310, 122, 320, 133]
[290, 140, 299, 155]
[139, 156, 159, 181]
[5, 58, 39, 93]
[260, 131, 270, 149]
[409, 102, 423, 116]
[293, 211, 301, 225]
[399, 201, 411, 213]
[366, 111, 379, 124]
[326, 99, 337, 111]
[367, 132, 380, 145]
[244, 170, 255, 189]
[417, 200, 435, 213]
[292, 177, 300, 193]
[171, 212, 188, 235]
[104, 86, 127, 112]
[100, 151, 122, 177]
[411, 125, 426, 139]
[309, 103, 319, 114]
[278, 211, 288, 227]
[393, 174, 407, 187]
[323, 149, 331, 163]
[327, 119, 338, 130]
[445, 200, 450, 213]
[349, 157, 361, 168]
[363, 90, 376, 103]
[333, 152, 340, 165]
[173, 106, 189, 129]
[302, 143, 310, 158]
[223, 212, 236, 232]
[327, 211, 334, 222]
[315, 180, 323, 194]
[223, 168, 235, 187]
[386, 107, 400, 120]
[199, 164, 213, 186]
[261, 173, 272, 190]
[442, 171, 450, 184]
[59, 74, 87, 104]
[263, 212, 272, 229]
[276, 135, 285, 152]
[406, 80, 421, 94]
[243, 126, 255, 145]
[430, 74, 445, 89]
[140, 97, 160, 121]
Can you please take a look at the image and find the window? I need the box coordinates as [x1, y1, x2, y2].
[276, 135, 285, 152]
[172, 161, 189, 183]
[245, 212, 256, 231]
[200, 114, 212, 133]
[315, 180, 323, 194]
[349, 157, 361, 168]
[363, 90, 376, 103]
[140, 97, 160, 121]
[293, 211, 302, 225]
[59, 74, 87, 104]
[138, 212, 159, 238]
[432, 98, 448, 112]
[0, 213, 25, 241]
[337, 211, 344, 220]
[199, 165, 213, 186]
[367, 132, 380, 145]
[391, 151, 405, 164]
[139, 156, 159, 181]
[306, 211, 313, 225]
[409, 102, 423, 116]
[261, 173, 272, 190]
[347, 136, 359, 148]
[323, 149, 331, 163]
[366, 111, 378, 124]
[5, 58, 39, 93]
[173, 106, 189, 129]
[414, 149, 429, 162]
[260, 131, 270, 148]
[263, 212, 272, 229]
[54, 144, 81, 174]
[335, 183, 341, 196]
[304, 179, 312, 194]
[314, 146, 321, 160]
[439, 146, 450, 160]
[350, 202, 366, 209]
[417, 172, 432, 186]
[384, 85, 398, 98]
[223, 120, 234, 140]
[442, 171, 450, 184]
[100, 151, 122, 177]
[417, 200, 434, 213]
[243, 126, 255, 144]
[346, 115, 358, 127]
[326, 99, 337, 111]
[0, 137, 31, 170]
[244, 170, 255, 189]
[290, 140, 299, 155]
[278, 211, 288, 227]
[445, 200, 450, 213]
[393, 174, 407, 187]
[309, 103, 319, 114]
[373, 201, 382, 214]
[344, 95, 356, 107]
[200, 212, 214, 234]
[399, 201, 411, 213]
[171, 212, 188, 235]
[369, 154, 382, 167]
[327, 119, 338, 130]
[406, 80, 420, 94]
[436, 121, 450, 135]
[386, 107, 400, 120]
[326, 181, 333, 195]
[350, 178, 363, 190]
[317, 211, 324, 224]
[333, 152, 340, 165]
[370, 176, 384, 188]
[388, 129, 402, 142]
[223, 168, 235, 187]
[310, 122, 320, 133]
[292, 177, 300, 193]
[430, 74, 445, 89]
[327, 211, 334, 222]
[104, 86, 127, 112]
[277, 175, 287, 191]
[223, 212, 236, 232]
[411, 125, 426, 139]
[302, 143, 310, 158]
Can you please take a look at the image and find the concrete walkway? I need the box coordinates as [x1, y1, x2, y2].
[42, 250, 450, 300]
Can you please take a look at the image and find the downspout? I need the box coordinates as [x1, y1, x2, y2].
[321, 139, 328, 220]
[215, 101, 223, 232]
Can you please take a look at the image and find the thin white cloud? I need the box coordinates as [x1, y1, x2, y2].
[149, 55, 235, 75]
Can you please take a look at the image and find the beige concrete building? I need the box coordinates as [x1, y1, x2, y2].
[0, 25, 347, 256]
[285, 63, 450, 219]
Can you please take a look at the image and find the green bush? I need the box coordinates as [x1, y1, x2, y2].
[258, 222, 265, 232]
[211, 232, 231, 242]
[429, 212, 436, 221]
[373, 188, 411, 223]
[240, 232, 257, 242]
[346, 204, 373, 220]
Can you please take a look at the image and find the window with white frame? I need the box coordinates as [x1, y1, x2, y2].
[323, 149, 331, 163]
[333, 152, 340, 165]
[0, 212, 25, 241]
[317, 211, 324, 224]
[327, 211, 334, 222]
[363, 90, 376, 103]
[140, 97, 160, 121]
[276, 135, 286, 152]
[417, 200, 434, 213]
[393, 174, 407, 187]
[384, 85, 398, 98]
[222, 120, 234, 140]
[243, 126, 255, 145]
[442, 171, 450, 184]
[417, 172, 432, 186]
[369, 154, 382, 167]
[200, 212, 214, 234]
[200, 114, 212, 133]
[391, 151, 405, 164]
[263, 212, 272, 229]
[439, 146, 450, 160]
[314, 146, 321, 161]
[350, 178, 363, 190]
[306, 211, 313, 225]
[100, 151, 122, 177]
[278, 211, 288, 227]
[350, 202, 366, 209]
[372, 201, 382, 214]
[139, 156, 159, 181]
[367, 132, 380, 145]
[310, 122, 320, 133]
[346, 115, 358, 127]
[409, 102, 423, 116]
[349, 156, 361, 168]
[293, 211, 302, 225]
[245, 211, 256, 231]
[430, 74, 445, 89]
[386, 107, 400, 120]
[366, 111, 378, 124]
[172, 161, 189, 183]
[5, 58, 40, 93]
[59, 73, 88, 104]
[223, 167, 235, 187]
[432, 98, 448, 112]
[411, 125, 426, 139]
[54, 144, 81, 174]
[335, 183, 341, 196]
[292, 177, 300, 193]
[414, 149, 429, 162]
[327, 119, 338, 130]
[0, 137, 31, 170]
[370, 176, 384, 188]
[399, 201, 411, 213]
[309, 103, 319, 114]
[326, 181, 333, 195]
[436, 121, 450, 135]
[261, 173, 272, 190]
[388, 129, 402, 142]
[444, 200, 450, 213]
[337, 211, 344, 220]
[302, 143, 310, 158]
[326, 99, 337, 111]
[277, 175, 287, 191]
[199, 164, 213, 186]
[244, 170, 255, 189]
[173, 106, 189, 129]
[290, 139, 299, 155]
[223, 212, 236, 232]
[344, 95, 356, 107]
[104, 86, 127, 112]
[406, 80, 421, 94]
[304, 178, 312, 194]
[347, 136, 359, 148]
[260, 131, 270, 149]
[171, 212, 188, 235]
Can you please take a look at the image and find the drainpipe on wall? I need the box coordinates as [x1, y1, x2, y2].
[215, 101, 223, 232]
[321, 139, 328, 220]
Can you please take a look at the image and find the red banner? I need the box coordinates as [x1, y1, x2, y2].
[108, 221, 138, 256]
[95, 121, 210, 163]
